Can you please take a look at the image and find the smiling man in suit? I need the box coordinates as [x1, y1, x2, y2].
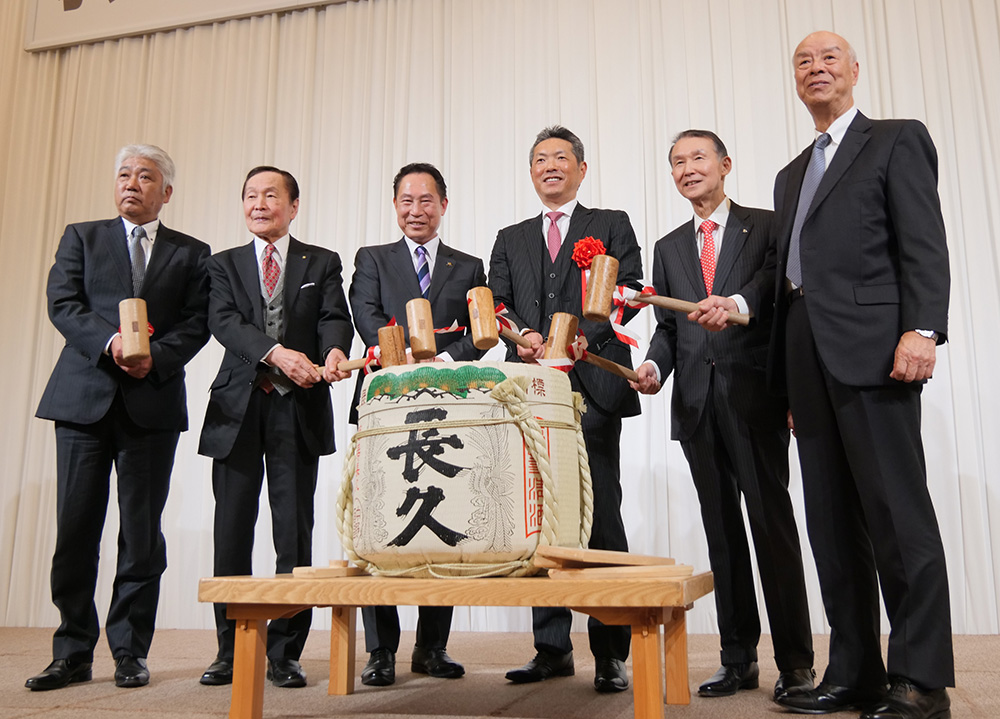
[632, 130, 814, 701]
[348, 162, 486, 686]
[489, 125, 642, 693]
[29, 144, 211, 691]
[198, 166, 354, 689]
[769, 33, 953, 719]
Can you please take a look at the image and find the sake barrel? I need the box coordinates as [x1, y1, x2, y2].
[337, 361, 593, 578]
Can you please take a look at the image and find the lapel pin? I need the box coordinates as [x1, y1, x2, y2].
[743, 228, 748, 233]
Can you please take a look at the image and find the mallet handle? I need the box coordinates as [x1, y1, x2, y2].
[500, 325, 533, 349]
[637, 294, 750, 326]
[583, 352, 638, 382]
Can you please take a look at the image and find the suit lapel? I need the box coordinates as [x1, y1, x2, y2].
[779, 149, 811, 254]
[518, 215, 546, 313]
[388, 238, 424, 303]
[556, 205, 595, 295]
[714, 204, 750, 294]
[106, 219, 133, 295]
[806, 112, 872, 223]
[140, 224, 179, 297]
[429, 242, 457, 304]
[235, 242, 264, 330]
[671, 220, 704, 297]
[283, 237, 309, 310]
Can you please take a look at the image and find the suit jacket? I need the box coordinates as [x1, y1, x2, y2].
[769, 112, 950, 390]
[348, 238, 487, 423]
[198, 237, 353, 459]
[644, 202, 785, 441]
[37, 218, 211, 431]
[489, 204, 642, 417]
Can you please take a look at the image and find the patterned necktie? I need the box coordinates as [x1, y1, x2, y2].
[699, 219, 718, 296]
[546, 211, 564, 262]
[415, 245, 430, 299]
[786, 132, 832, 287]
[262, 243, 280, 297]
[128, 225, 147, 296]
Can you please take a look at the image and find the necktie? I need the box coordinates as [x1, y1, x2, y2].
[546, 211, 564, 262]
[699, 219, 718, 296]
[415, 245, 430, 299]
[786, 132, 832, 287]
[128, 225, 147, 296]
[262, 243, 280, 297]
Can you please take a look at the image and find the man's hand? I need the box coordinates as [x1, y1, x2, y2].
[110, 334, 153, 379]
[322, 347, 351, 383]
[890, 331, 937, 382]
[688, 295, 738, 332]
[517, 331, 545, 364]
[267, 346, 323, 388]
[629, 362, 661, 395]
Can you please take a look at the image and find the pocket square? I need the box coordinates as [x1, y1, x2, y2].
[300, 282, 316, 289]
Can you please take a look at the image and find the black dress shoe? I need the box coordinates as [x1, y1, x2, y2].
[25, 659, 93, 691]
[775, 679, 886, 714]
[411, 647, 465, 679]
[594, 657, 629, 693]
[505, 650, 574, 683]
[200, 658, 234, 686]
[114, 656, 149, 688]
[361, 648, 396, 686]
[267, 658, 306, 688]
[775, 667, 817, 700]
[698, 662, 759, 697]
[859, 678, 950, 719]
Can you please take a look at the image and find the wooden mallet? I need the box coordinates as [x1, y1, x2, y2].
[404, 297, 437, 360]
[317, 323, 408, 374]
[545, 312, 638, 382]
[466, 286, 532, 350]
[583, 254, 750, 326]
[118, 298, 150, 362]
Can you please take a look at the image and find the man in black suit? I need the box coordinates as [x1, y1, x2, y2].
[768, 32, 953, 719]
[198, 166, 354, 689]
[632, 130, 814, 701]
[29, 144, 211, 691]
[489, 125, 641, 693]
[349, 162, 486, 686]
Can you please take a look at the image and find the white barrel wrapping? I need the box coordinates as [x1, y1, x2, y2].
[337, 362, 592, 578]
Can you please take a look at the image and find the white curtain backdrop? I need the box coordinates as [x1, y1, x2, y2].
[2, 0, 998, 642]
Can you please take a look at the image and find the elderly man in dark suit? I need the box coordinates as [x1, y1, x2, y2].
[348, 162, 486, 687]
[632, 130, 814, 701]
[198, 166, 354, 689]
[29, 144, 211, 691]
[489, 125, 641, 693]
[767, 32, 953, 719]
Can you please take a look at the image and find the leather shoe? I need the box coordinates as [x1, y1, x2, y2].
[860, 677, 950, 719]
[25, 659, 93, 691]
[267, 658, 306, 688]
[698, 662, 759, 697]
[200, 658, 233, 686]
[505, 650, 574, 683]
[361, 649, 396, 686]
[775, 679, 886, 714]
[114, 656, 149, 688]
[594, 657, 629, 693]
[775, 667, 817, 700]
[411, 647, 465, 679]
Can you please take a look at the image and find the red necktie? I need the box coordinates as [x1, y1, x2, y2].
[546, 211, 564, 262]
[699, 219, 717, 296]
[262, 243, 280, 297]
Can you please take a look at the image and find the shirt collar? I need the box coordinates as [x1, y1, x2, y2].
[692, 196, 730, 231]
[542, 198, 578, 220]
[818, 104, 858, 148]
[121, 217, 160, 242]
[403, 235, 440, 259]
[254, 234, 290, 263]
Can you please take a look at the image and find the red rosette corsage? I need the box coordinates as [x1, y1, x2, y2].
[571, 236, 606, 270]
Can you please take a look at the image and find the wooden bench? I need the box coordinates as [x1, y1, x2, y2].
[198, 568, 713, 719]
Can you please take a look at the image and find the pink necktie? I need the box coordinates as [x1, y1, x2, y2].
[262, 243, 280, 297]
[546, 211, 564, 262]
[699, 219, 717, 296]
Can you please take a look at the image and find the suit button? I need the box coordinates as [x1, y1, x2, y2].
[534, 300, 540, 306]
[548, 314, 553, 320]
[548, 292, 555, 298]
[550, 273, 557, 279]
[704, 357, 712, 365]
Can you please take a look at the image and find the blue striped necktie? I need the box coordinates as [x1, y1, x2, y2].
[786, 132, 832, 288]
[415, 245, 430, 299]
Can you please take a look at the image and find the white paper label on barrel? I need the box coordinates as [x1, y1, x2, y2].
[346, 361, 588, 577]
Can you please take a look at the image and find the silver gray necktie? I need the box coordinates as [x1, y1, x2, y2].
[129, 225, 147, 296]
[786, 132, 832, 288]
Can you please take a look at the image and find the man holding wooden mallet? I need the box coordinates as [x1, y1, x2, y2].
[631, 130, 815, 701]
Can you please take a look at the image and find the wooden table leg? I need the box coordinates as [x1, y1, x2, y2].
[329, 606, 356, 695]
[230, 616, 267, 719]
[663, 606, 690, 705]
[630, 610, 664, 719]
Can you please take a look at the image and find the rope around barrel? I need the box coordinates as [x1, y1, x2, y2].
[336, 375, 592, 578]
